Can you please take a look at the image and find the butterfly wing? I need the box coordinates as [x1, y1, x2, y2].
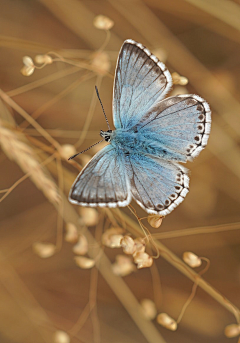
[69, 145, 131, 208]
[113, 39, 172, 130]
[135, 94, 211, 162]
[126, 153, 189, 216]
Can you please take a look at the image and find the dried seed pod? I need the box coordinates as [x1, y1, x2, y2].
[65, 222, 78, 243]
[133, 252, 153, 269]
[93, 15, 114, 30]
[102, 227, 124, 247]
[21, 65, 35, 76]
[72, 235, 88, 255]
[74, 256, 95, 269]
[35, 54, 53, 64]
[172, 72, 188, 86]
[121, 235, 136, 255]
[33, 242, 56, 258]
[21, 56, 35, 76]
[183, 251, 202, 268]
[91, 51, 111, 75]
[112, 255, 136, 276]
[224, 324, 240, 338]
[140, 299, 157, 320]
[59, 144, 77, 160]
[147, 214, 163, 228]
[157, 313, 177, 331]
[134, 238, 146, 253]
[79, 207, 98, 227]
[53, 330, 70, 343]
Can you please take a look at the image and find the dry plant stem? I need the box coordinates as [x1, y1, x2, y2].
[177, 258, 210, 323]
[185, 0, 240, 32]
[69, 302, 95, 337]
[0, 89, 61, 151]
[75, 75, 103, 148]
[152, 221, 240, 240]
[0, 34, 55, 53]
[150, 259, 163, 309]
[177, 281, 198, 324]
[59, 196, 167, 343]
[104, 208, 119, 227]
[97, 30, 111, 54]
[7, 66, 80, 97]
[25, 128, 99, 139]
[90, 218, 104, 343]
[55, 156, 64, 251]
[0, 251, 54, 343]
[114, 210, 240, 323]
[58, 166, 240, 322]
[20, 72, 94, 129]
[47, 53, 113, 78]
[0, 153, 56, 203]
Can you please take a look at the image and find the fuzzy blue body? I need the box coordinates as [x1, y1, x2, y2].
[109, 129, 185, 162]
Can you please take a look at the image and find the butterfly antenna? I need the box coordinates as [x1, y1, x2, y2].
[68, 139, 104, 160]
[95, 85, 111, 130]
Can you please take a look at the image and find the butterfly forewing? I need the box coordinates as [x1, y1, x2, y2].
[69, 145, 131, 208]
[113, 39, 172, 130]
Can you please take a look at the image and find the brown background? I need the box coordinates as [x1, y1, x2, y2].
[0, 1, 240, 342]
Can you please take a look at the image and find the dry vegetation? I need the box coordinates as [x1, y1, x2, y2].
[0, 1, 240, 343]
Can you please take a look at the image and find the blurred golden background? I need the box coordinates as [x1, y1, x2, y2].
[0, 0, 240, 342]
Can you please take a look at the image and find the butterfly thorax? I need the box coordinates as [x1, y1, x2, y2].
[101, 128, 185, 161]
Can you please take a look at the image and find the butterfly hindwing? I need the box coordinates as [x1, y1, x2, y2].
[126, 153, 189, 216]
[113, 39, 172, 130]
[69, 145, 131, 208]
[134, 94, 211, 162]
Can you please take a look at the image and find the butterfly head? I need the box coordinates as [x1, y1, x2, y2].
[100, 129, 113, 142]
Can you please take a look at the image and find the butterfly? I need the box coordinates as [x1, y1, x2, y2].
[69, 39, 211, 216]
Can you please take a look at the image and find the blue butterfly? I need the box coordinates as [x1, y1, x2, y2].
[69, 39, 211, 216]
